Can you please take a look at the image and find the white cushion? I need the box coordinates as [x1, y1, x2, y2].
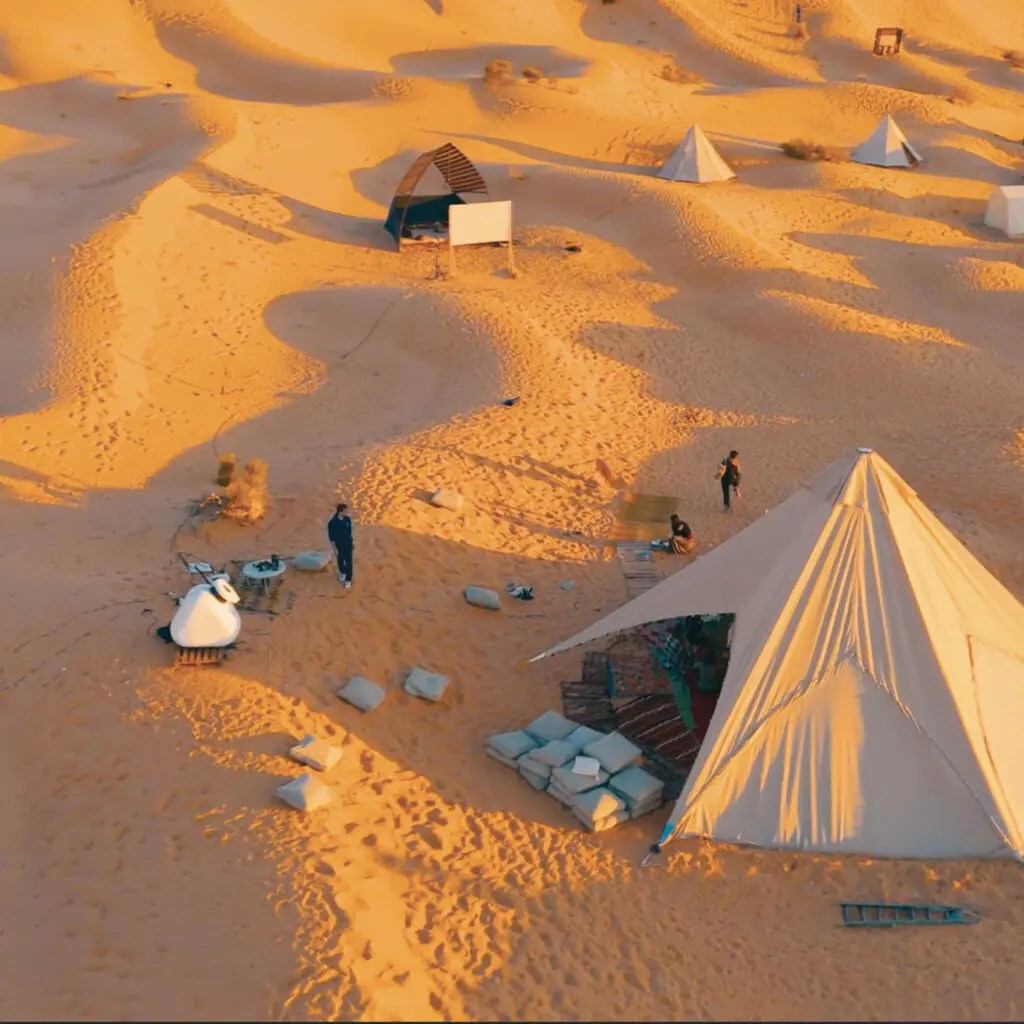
[609, 765, 664, 808]
[519, 765, 549, 791]
[529, 739, 576, 768]
[487, 729, 539, 761]
[563, 725, 605, 754]
[486, 745, 519, 769]
[430, 488, 464, 512]
[551, 763, 609, 795]
[404, 666, 450, 703]
[464, 586, 502, 611]
[337, 675, 386, 712]
[583, 731, 642, 775]
[276, 773, 333, 811]
[293, 550, 332, 571]
[524, 710, 577, 743]
[288, 735, 342, 772]
[571, 786, 626, 823]
[517, 752, 554, 780]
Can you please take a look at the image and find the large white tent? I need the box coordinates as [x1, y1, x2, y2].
[984, 185, 1024, 238]
[658, 124, 736, 183]
[532, 449, 1024, 859]
[851, 114, 923, 168]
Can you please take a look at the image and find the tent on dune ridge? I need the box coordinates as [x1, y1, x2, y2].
[984, 185, 1024, 238]
[384, 142, 489, 250]
[658, 124, 736, 184]
[851, 114, 922, 168]
[531, 448, 1024, 860]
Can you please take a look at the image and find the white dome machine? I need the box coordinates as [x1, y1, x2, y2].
[170, 577, 242, 648]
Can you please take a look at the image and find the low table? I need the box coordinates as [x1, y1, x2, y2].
[241, 559, 287, 597]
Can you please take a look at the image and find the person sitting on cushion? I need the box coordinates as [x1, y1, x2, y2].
[669, 514, 695, 554]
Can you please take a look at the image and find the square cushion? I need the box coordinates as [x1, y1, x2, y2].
[608, 765, 664, 808]
[293, 550, 332, 571]
[563, 725, 605, 755]
[337, 675, 386, 712]
[288, 735, 342, 772]
[583, 731, 642, 775]
[579, 808, 629, 833]
[519, 765, 549, 791]
[486, 745, 519, 769]
[529, 739, 576, 768]
[517, 753, 554, 780]
[524, 710, 577, 744]
[276, 773, 333, 812]
[430, 488, 464, 512]
[404, 666, 450, 703]
[487, 730, 539, 761]
[464, 586, 502, 611]
[571, 786, 626, 823]
[551, 764, 609, 795]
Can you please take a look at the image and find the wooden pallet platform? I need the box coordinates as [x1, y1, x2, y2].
[173, 646, 228, 667]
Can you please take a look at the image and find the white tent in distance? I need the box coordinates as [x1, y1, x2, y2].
[985, 185, 1024, 238]
[851, 114, 923, 168]
[531, 448, 1024, 860]
[659, 125, 736, 183]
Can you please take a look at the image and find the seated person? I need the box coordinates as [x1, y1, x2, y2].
[669, 514, 695, 554]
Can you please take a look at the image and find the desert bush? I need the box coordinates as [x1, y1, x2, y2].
[215, 453, 237, 488]
[660, 63, 702, 85]
[372, 75, 416, 100]
[483, 59, 513, 87]
[781, 138, 849, 162]
[520, 65, 544, 82]
[948, 85, 973, 105]
[1003, 50, 1024, 69]
[222, 457, 268, 523]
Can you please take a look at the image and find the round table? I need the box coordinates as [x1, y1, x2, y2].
[241, 559, 287, 597]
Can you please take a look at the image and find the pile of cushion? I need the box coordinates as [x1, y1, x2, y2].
[485, 710, 667, 831]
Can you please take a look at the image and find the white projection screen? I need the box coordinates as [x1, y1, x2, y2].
[449, 200, 512, 247]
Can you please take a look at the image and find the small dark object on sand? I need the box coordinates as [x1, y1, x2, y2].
[500, 397, 521, 406]
[565, 243, 582, 253]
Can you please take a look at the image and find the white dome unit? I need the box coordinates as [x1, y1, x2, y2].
[170, 580, 242, 649]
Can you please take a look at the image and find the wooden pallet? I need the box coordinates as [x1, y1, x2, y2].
[616, 542, 665, 598]
[173, 646, 228, 667]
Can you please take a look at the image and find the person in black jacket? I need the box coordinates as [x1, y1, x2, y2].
[716, 450, 741, 511]
[327, 502, 354, 588]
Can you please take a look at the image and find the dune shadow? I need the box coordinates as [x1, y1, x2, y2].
[144, 3, 378, 105]
[390, 44, 591, 81]
[0, 76, 213, 415]
[905, 39, 1024, 93]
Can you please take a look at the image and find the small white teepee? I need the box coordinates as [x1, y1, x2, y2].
[984, 185, 1024, 238]
[659, 124, 736, 183]
[851, 114, 922, 168]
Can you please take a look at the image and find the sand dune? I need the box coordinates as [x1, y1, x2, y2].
[1, 0, 1023, 1020]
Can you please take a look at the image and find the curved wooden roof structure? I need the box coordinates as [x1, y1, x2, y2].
[392, 142, 488, 198]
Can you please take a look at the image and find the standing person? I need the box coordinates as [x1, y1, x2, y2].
[327, 502, 354, 588]
[715, 450, 741, 511]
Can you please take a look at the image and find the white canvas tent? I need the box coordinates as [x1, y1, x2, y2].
[659, 124, 736, 183]
[851, 114, 922, 168]
[984, 185, 1024, 238]
[531, 449, 1024, 859]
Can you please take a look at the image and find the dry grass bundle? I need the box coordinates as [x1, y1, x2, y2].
[1003, 50, 1024, 69]
[483, 59, 513, 87]
[520, 65, 543, 82]
[948, 85, 973, 105]
[372, 75, 416, 100]
[220, 457, 269, 523]
[215, 453, 237, 488]
[659, 63, 702, 85]
[781, 138, 849, 162]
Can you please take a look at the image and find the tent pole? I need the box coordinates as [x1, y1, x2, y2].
[448, 236, 456, 276]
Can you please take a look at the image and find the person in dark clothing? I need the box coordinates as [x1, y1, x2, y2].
[327, 502, 354, 588]
[716, 450, 741, 511]
[669, 513, 695, 554]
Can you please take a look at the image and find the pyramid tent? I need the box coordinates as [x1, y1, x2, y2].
[851, 114, 923, 168]
[984, 185, 1024, 238]
[531, 449, 1024, 859]
[659, 124, 736, 183]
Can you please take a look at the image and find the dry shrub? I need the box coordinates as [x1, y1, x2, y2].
[215, 453, 237, 488]
[660, 62, 702, 85]
[372, 75, 416, 100]
[948, 85, 973, 105]
[222, 457, 268, 523]
[1003, 50, 1024, 69]
[520, 65, 543, 82]
[781, 138, 849, 162]
[483, 59, 513, 87]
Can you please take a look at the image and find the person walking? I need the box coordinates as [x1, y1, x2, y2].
[715, 450, 741, 511]
[327, 502, 354, 588]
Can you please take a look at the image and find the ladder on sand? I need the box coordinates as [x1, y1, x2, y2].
[839, 902, 981, 928]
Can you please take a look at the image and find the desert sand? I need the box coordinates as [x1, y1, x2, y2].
[1, 0, 1023, 1020]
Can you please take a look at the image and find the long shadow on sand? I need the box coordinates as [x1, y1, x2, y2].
[389, 44, 591, 81]
[0, 76, 214, 415]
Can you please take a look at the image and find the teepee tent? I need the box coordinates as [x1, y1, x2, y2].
[531, 449, 1024, 859]
[659, 124, 736, 183]
[984, 185, 1024, 238]
[851, 114, 922, 168]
